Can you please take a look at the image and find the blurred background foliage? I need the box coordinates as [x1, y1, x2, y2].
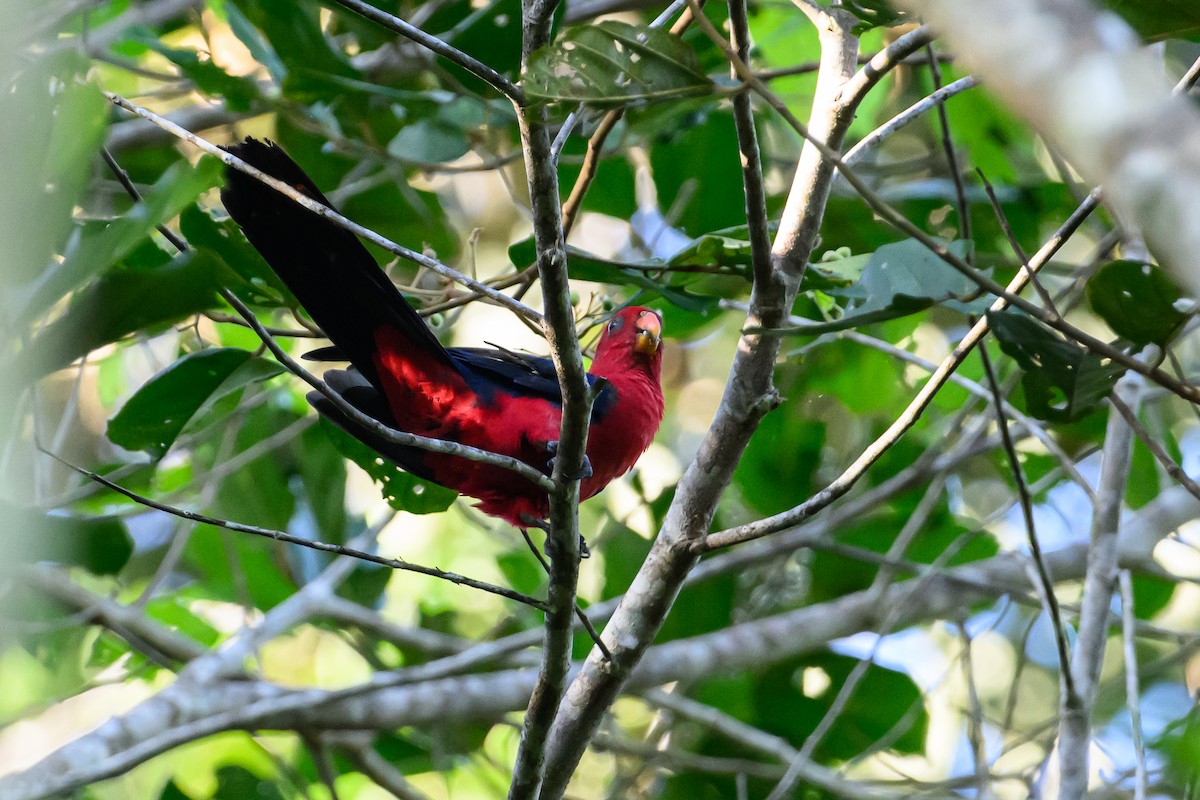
[3, 0, 1200, 797]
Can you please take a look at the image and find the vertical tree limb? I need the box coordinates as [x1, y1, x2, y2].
[536, 7, 861, 797]
[507, 0, 591, 794]
[1057, 371, 1143, 800]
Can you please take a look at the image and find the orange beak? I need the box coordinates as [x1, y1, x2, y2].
[633, 311, 663, 356]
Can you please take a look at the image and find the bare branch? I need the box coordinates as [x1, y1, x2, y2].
[1058, 370, 1143, 800]
[326, 0, 523, 103]
[505, 0, 592, 791]
[39, 447, 549, 611]
[892, 0, 1200, 301]
[842, 76, 979, 166]
[103, 91, 542, 323]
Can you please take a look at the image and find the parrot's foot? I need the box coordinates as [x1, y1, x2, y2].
[519, 514, 591, 560]
[545, 440, 594, 482]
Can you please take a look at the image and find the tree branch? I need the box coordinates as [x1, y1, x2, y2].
[537, 7, 862, 796]
[892, 0, 1200, 300]
[505, 0, 590, 793]
[1058, 370, 1143, 800]
[10, 485, 1198, 800]
[326, 0, 524, 103]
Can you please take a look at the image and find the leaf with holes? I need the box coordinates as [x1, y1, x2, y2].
[524, 21, 713, 106]
[321, 422, 458, 514]
[1086, 259, 1189, 346]
[987, 310, 1126, 423]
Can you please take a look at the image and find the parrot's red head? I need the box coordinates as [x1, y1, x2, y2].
[592, 306, 663, 382]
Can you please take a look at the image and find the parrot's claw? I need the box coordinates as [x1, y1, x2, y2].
[519, 514, 591, 559]
[544, 533, 591, 560]
[545, 441, 594, 481]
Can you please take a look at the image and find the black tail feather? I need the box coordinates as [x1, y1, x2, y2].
[220, 137, 451, 389]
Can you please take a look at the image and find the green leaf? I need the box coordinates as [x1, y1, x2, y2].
[223, 0, 287, 81]
[321, 421, 458, 514]
[841, 0, 911, 33]
[1130, 573, 1176, 620]
[108, 348, 283, 458]
[497, 551, 544, 597]
[832, 238, 980, 315]
[212, 766, 283, 800]
[1100, 0, 1200, 41]
[17, 248, 227, 378]
[229, 0, 358, 93]
[4, 506, 132, 576]
[508, 238, 723, 314]
[773, 239, 981, 335]
[17, 156, 223, 328]
[387, 118, 470, 164]
[179, 205, 290, 305]
[1086, 259, 1188, 346]
[146, 594, 221, 647]
[987, 310, 1126, 423]
[524, 22, 713, 106]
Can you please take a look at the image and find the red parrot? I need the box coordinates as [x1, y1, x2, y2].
[220, 138, 665, 527]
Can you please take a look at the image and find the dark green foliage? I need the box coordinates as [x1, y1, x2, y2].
[988, 310, 1126, 423]
[1086, 259, 1188, 346]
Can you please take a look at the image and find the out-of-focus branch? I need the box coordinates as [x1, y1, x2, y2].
[892, 0, 1200, 299]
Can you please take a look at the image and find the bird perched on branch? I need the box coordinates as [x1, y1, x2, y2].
[220, 138, 665, 528]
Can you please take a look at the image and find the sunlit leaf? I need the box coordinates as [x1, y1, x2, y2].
[321, 422, 458, 514]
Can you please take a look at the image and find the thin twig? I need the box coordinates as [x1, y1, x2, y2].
[326, 0, 523, 103]
[842, 76, 979, 166]
[977, 342, 1077, 702]
[39, 447, 549, 611]
[518, 528, 613, 660]
[103, 91, 542, 323]
[727, 0, 773, 288]
[976, 168, 1060, 314]
[925, 44, 971, 246]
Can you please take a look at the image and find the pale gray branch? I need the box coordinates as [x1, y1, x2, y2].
[8, 486, 1196, 800]
[1058, 371, 1143, 800]
[892, 0, 1200, 301]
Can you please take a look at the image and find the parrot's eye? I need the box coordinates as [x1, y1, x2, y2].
[607, 316, 624, 333]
